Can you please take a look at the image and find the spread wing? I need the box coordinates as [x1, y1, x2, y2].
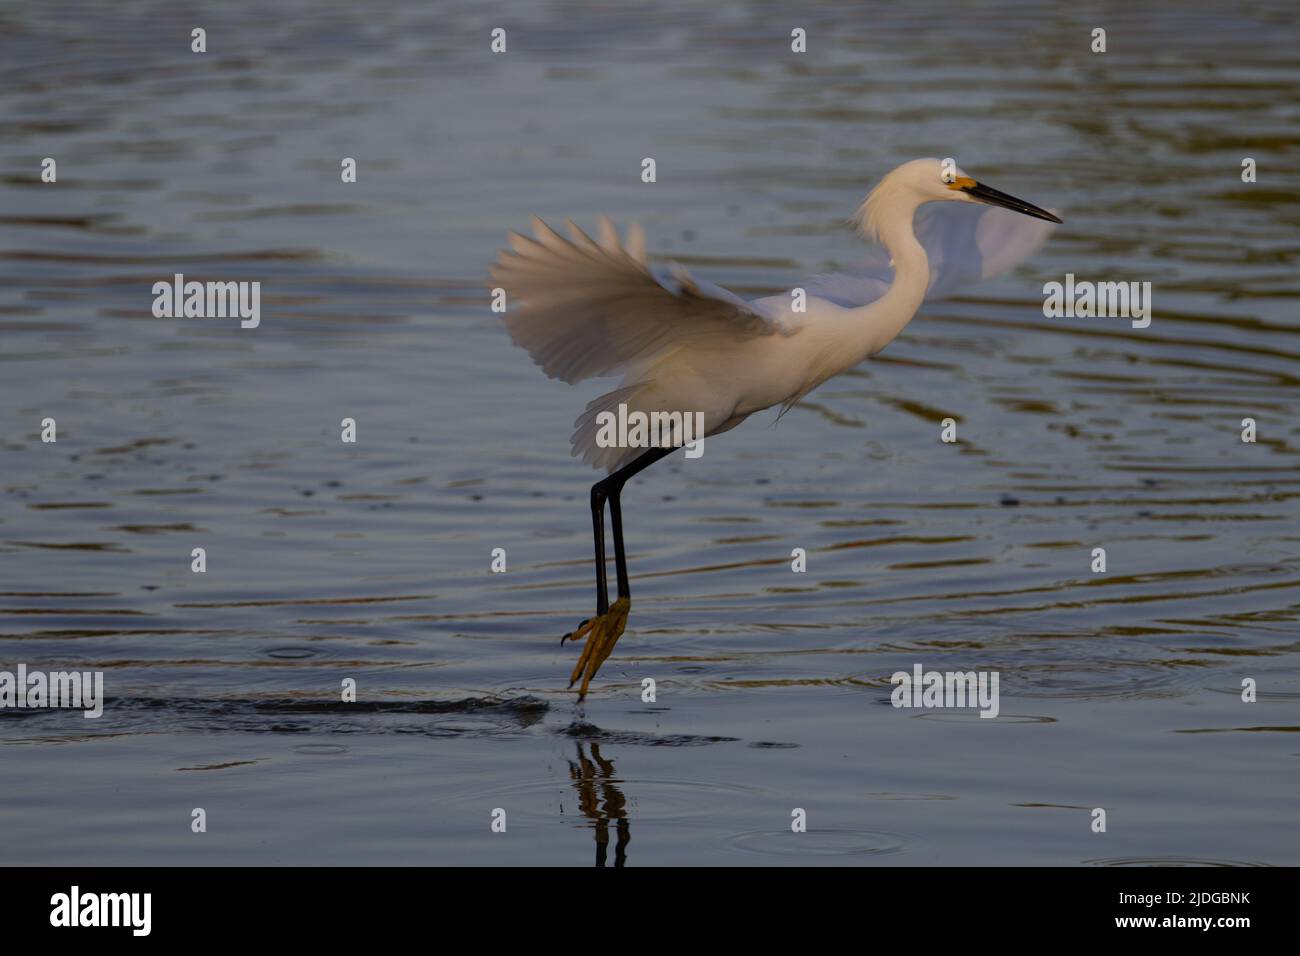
[803, 203, 1058, 308]
[490, 216, 794, 384]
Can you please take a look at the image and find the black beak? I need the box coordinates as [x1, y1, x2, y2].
[962, 182, 1063, 224]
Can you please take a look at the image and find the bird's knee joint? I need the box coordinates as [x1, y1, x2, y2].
[592, 478, 623, 503]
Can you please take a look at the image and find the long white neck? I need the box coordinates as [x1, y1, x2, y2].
[853, 193, 930, 357]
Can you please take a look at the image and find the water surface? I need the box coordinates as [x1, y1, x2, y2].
[1, 0, 1297, 865]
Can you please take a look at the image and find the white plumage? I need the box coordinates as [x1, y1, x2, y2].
[491, 158, 1059, 472]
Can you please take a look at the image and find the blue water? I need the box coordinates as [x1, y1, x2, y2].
[0, 0, 1296, 865]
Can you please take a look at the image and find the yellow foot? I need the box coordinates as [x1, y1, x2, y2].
[563, 597, 630, 698]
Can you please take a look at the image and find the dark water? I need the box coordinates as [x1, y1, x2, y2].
[1, 0, 1297, 865]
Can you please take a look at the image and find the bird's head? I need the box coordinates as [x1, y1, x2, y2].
[857, 157, 1062, 240]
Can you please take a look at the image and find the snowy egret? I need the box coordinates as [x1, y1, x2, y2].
[491, 158, 1061, 697]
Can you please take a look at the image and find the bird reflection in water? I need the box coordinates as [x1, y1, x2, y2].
[566, 740, 630, 867]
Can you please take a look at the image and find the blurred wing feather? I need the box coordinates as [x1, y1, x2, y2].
[491, 217, 789, 384]
[804, 204, 1057, 307]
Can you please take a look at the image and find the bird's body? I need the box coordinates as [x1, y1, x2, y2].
[491, 158, 1061, 695]
[573, 294, 905, 467]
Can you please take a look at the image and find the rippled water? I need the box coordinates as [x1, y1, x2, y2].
[1, 1, 1297, 865]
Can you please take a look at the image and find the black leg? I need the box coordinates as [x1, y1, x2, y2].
[600, 446, 674, 601]
[589, 483, 610, 615]
[608, 491, 628, 599]
[566, 446, 677, 694]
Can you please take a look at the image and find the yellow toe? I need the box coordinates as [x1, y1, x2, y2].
[567, 598, 631, 697]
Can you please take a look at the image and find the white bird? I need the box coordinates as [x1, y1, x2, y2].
[490, 157, 1062, 697]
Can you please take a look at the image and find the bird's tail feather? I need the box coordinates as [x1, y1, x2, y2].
[570, 384, 652, 474]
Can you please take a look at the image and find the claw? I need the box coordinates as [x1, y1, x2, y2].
[561, 615, 597, 648]
[566, 597, 631, 698]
